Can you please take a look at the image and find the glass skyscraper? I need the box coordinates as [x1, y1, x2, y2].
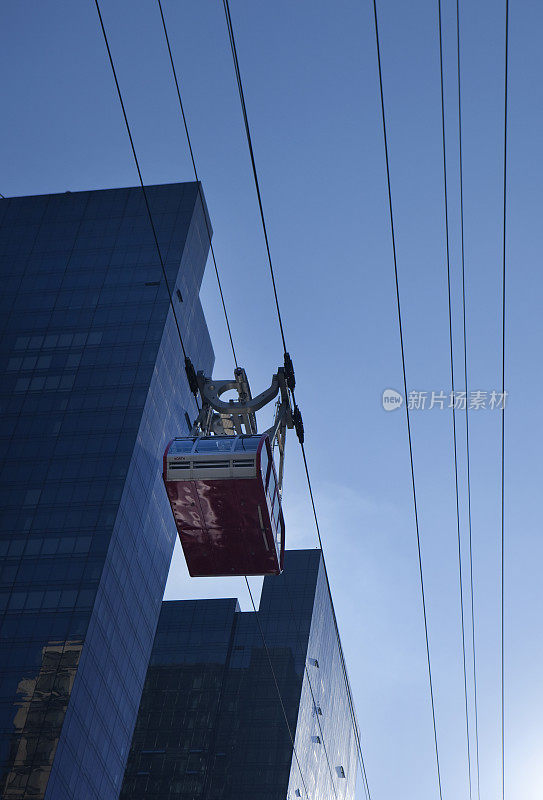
[0, 183, 214, 799]
[121, 549, 358, 800]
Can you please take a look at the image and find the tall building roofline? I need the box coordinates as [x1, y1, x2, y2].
[0, 179, 203, 200]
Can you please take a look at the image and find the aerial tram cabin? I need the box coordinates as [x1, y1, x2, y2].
[163, 364, 295, 577]
[164, 434, 284, 576]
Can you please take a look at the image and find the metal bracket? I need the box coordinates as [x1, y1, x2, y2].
[192, 367, 291, 435]
[189, 365, 294, 493]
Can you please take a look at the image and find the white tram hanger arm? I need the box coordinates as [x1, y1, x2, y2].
[189, 366, 293, 438]
[183, 358, 302, 497]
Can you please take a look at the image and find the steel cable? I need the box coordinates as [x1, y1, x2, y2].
[93, 8, 318, 797]
[93, 0, 200, 416]
[436, 0, 472, 795]
[244, 576, 311, 799]
[371, 0, 443, 796]
[455, 0, 482, 796]
[501, 3, 509, 799]
[156, 0, 239, 369]
[221, 2, 373, 796]
[152, 6, 327, 795]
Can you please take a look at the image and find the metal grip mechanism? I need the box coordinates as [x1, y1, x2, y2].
[190, 367, 292, 436]
[293, 405, 304, 444]
[283, 352, 295, 391]
[184, 357, 199, 396]
[188, 364, 296, 495]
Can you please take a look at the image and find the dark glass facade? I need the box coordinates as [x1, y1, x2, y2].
[0, 183, 214, 799]
[121, 550, 357, 800]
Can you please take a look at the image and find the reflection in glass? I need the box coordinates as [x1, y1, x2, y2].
[1, 640, 83, 799]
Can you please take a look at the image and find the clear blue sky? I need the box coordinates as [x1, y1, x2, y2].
[2, 1, 542, 799]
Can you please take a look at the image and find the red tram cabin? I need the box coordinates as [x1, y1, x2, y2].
[163, 433, 285, 577]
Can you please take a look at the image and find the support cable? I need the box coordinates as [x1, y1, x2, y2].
[221, 2, 372, 795]
[222, 0, 287, 355]
[94, 6, 341, 798]
[297, 628, 341, 800]
[85, 37, 304, 791]
[93, 0, 199, 411]
[299, 445, 372, 800]
[244, 577, 311, 799]
[456, 0, 482, 796]
[281, 551, 359, 800]
[154, 10, 323, 795]
[437, 0, 472, 795]
[94, 5, 308, 789]
[501, 3, 509, 800]
[156, 0, 239, 369]
[371, 1, 443, 797]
